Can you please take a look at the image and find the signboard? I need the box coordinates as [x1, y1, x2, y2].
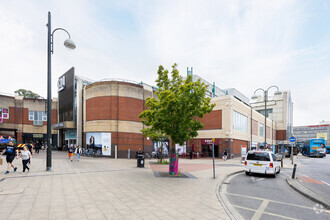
[57, 75, 66, 92]
[2, 108, 9, 119]
[317, 133, 327, 140]
[201, 139, 219, 145]
[152, 140, 169, 153]
[289, 137, 296, 142]
[241, 145, 247, 162]
[86, 132, 111, 156]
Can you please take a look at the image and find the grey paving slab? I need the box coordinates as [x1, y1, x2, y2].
[0, 151, 242, 219]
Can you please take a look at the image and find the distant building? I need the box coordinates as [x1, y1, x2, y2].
[250, 91, 293, 149]
[0, 93, 58, 145]
[293, 123, 330, 146]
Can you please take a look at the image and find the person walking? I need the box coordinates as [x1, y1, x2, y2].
[1, 140, 18, 174]
[68, 144, 74, 162]
[35, 141, 40, 155]
[75, 145, 82, 161]
[20, 146, 32, 173]
[223, 150, 228, 161]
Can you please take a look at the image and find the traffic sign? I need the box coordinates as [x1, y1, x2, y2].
[289, 137, 296, 142]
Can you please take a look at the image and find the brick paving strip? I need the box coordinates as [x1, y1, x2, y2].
[0, 151, 243, 219]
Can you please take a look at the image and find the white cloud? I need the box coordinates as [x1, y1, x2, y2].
[0, 0, 329, 125]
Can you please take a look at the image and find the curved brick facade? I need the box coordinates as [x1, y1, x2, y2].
[84, 81, 154, 158]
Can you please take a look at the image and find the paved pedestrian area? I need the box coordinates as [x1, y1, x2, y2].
[0, 151, 244, 220]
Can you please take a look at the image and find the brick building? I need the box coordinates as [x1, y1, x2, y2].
[0, 93, 58, 145]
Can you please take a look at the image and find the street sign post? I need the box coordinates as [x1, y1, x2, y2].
[212, 138, 215, 179]
[289, 137, 296, 164]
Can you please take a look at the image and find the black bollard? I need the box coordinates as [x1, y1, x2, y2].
[292, 164, 297, 179]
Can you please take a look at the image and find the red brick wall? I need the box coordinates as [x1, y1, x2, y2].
[232, 139, 248, 155]
[276, 130, 286, 140]
[86, 96, 143, 122]
[199, 110, 222, 130]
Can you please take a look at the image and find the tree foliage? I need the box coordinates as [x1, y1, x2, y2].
[139, 64, 215, 150]
[14, 89, 40, 98]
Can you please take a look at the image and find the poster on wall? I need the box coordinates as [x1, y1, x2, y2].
[175, 142, 186, 155]
[2, 108, 9, 119]
[0, 108, 2, 123]
[86, 132, 111, 156]
[152, 140, 169, 153]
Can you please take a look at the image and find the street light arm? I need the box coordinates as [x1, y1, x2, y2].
[51, 28, 72, 54]
[266, 85, 280, 92]
[253, 88, 265, 95]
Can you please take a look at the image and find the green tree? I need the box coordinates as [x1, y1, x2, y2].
[139, 63, 215, 164]
[14, 89, 40, 98]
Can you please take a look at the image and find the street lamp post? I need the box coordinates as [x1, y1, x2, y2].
[252, 86, 281, 149]
[46, 12, 76, 171]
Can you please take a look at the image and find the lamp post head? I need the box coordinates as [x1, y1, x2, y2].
[251, 95, 258, 100]
[64, 39, 76, 50]
[274, 90, 282, 96]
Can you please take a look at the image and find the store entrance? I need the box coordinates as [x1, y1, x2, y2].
[202, 144, 219, 157]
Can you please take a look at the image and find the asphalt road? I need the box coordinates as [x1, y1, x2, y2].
[296, 154, 330, 198]
[221, 170, 330, 220]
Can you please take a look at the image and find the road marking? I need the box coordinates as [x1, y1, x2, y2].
[232, 205, 298, 220]
[251, 200, 269, 220]
[321, 181, 330, 186]
[225, 192, 329, 212]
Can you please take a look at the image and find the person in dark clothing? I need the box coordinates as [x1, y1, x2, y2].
[1, 140, 18, 174]
[35, 141, 40, 154]
[135, 148, 144, 158]
[223, 150, 228, 161]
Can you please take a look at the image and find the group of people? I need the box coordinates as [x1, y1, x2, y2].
[67, 144, 82, 162]
[1, 140, 32, 174]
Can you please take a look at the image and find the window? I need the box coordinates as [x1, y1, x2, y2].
[233, 111, 248, 132]
[29, 111, 47, 125]
[247, 152, 270, 161]
[259, 123, 264, 137]
[257, 109, 273, 118]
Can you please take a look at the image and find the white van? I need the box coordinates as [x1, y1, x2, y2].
[244, 150, 281, 177]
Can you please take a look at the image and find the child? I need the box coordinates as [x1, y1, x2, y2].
[20, 146, 32, 172]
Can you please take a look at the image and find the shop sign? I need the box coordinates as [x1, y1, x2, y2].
[53, 122, 65, 129]
[33, 134, 44, 138]
[58, 75, 66, 92]
[201, 139, 219, 145]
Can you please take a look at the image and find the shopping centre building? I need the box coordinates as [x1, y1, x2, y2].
[0, 67, 293, 158]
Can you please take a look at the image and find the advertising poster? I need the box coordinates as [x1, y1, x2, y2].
[86, 132, 111, 156]
[2, 108, 9, 119]
[241, 145, 247, 162]
[175, 142, 186, 155]
[152, 140, 169, 153]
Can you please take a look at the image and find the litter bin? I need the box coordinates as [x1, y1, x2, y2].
[137, 154, 145, 168]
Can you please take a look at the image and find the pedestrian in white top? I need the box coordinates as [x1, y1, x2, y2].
[75, 145, 82, 161]
[20, 146, 32, 172]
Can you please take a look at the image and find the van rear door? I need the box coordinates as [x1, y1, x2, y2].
[247, 152, 271, 173]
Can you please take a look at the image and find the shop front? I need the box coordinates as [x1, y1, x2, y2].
[201, 139, 220, 157]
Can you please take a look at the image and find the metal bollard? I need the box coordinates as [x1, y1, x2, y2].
[281, 158, 283, 168]
[292, 164, 297, 179]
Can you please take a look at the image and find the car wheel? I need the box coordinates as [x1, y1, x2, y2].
[272, 173, 277, 178]
[245, 172, 250, 176]
[277, 168, 281, 174]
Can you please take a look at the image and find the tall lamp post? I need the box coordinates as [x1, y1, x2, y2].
[46, 12, 76, 171]
[251, 86, 281, 149]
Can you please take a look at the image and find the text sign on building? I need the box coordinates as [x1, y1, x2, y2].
[57, 75, 66, 92]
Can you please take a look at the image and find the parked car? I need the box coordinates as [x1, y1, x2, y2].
[244, 150, 281, 177]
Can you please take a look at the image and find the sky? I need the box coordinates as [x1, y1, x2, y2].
[1, 0, 330, 126]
